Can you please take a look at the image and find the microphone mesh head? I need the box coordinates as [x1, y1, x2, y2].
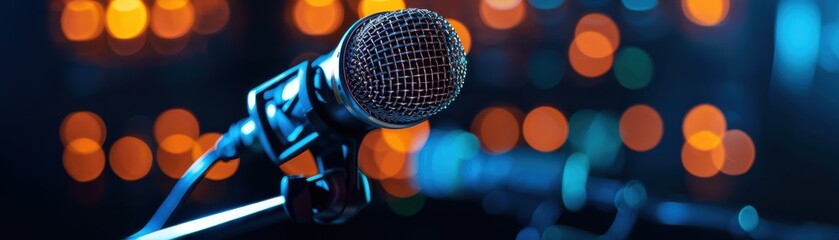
[344, 8, 467, 125]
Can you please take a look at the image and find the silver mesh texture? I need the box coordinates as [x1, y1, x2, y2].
[344, 8, 467, 125]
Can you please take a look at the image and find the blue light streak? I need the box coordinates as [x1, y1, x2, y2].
[134, 196, 286, 240]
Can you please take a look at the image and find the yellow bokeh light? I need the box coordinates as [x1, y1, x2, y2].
[446, 18, 472, 54]
[479, 0, 526, 30]
[305, 0, 334, 7]
[682, 0, 729, 27]
[151, 0, 195, 39]
[358, 0, 405, 17]
[106, 0, 149, 39]
[61, 0, 105, 41]
[293, 0, 344, 36]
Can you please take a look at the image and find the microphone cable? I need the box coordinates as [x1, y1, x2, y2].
[127, 148, 287, 239]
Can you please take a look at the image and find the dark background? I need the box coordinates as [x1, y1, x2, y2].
[2, 0, 839, 239]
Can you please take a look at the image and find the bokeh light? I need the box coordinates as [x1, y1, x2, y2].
[60, 111, 106, 146]
[446, 18, 472, 54]
[293, 0, 344, 36]
[562, 153, 589, 212]
[195, 133, 239, 181]
[279, 150, 319, 177]
[569, 14, 619, 78]
[528, 48, 564, 89]
[716, 130, 755, 176]
[472, 107, 521, 154]
[154, 108, 200, 144]
[575, 13, 620, 53]
[683, 104, 726, 151]
[574, 31, 613, 59]
[613, 47, 653, 90]
[381, 178, 420, 198]
[192, 0, 229, 35]
[682, 0, 729, 27]
[109, 136, 152, 181]
[381, 120, 430, 153]
[773, 0, 821, 94]
[151, 0, 195, 39]
[63, 139, 106, 182]
[681, 141, 724, 178]
[358, 0, 405, 18]
[61, 0, 105, 41]
[485, 0, 522, 10]
[522, 106, 568, 152]
[479, 0, 526, 30]
[622, 0, 657, 11]
[359, 129, 390, 180]
[739, 205, 759, 232]
[568, 110, 622, 168]
[106, 0, 149, 40]
[528, 0, 563, 10]
[619, 104, 663, 152]
[569, 39, 613, 78]
[387, 194, 426, 216]
[157, 134, 198, 179]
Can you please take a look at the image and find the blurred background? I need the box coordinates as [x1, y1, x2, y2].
[3, 0, 839, 238]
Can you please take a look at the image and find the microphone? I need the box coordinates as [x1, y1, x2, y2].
[215, 8, 467, 166]
[214, 8, 467, 223]
[132, 8, 467, 237]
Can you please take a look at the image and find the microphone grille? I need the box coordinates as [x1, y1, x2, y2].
[344, 8, 467, 125]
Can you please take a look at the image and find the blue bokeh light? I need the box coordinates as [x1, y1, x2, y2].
[738, 205, 759, 232]
[516, 227, 540, 240]
[562, 153, 589, 212]
[528, 0, 564, 10]
[621, 0, 657, 11]
[773, 0, 821, 94]
[528, 48, 564, 89]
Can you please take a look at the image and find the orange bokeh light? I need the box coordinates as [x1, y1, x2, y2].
[279, 149, 319, 177]
[619, 104, 663, 152]
[63, 138, 106, 182]
[479, 0, 526, 30]
[151, 0, 195, 39]
[109, 136, 152, 181]
[472, 107, 521, 154]
[446, 18, 472, 54]
[381, 178, 420, 198]
[60, 111, 106, 146]
[681, 142, 724, 178]
[157, 134, 198, 179]
[574, 31, 613, 59]
[194, 133, 239, 181]
[192, 0, 229, 35]
[682, 0, 729, 27]
[106, 0, 149, 40]
[683, 104, 726, 151]
[522, 106, 568, 152]
[715, 130, 755, 176]
[293, 0, 344, 36]
[359, 129, 409, 180]
[154, 108, 200, 144]
[358, 0, 405, 18]
[61, 0, 105, 41]
[381, 120, 430, 153]
[575, 13, 620, 53]
[569, 37, 613, 78]
[484, 0, 521, 10]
